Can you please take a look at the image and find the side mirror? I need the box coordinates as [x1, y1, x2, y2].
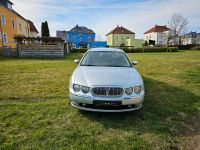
[132, 61, 138, 66]
[74, 59, 80, 64]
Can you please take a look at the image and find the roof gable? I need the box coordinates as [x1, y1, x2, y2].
[28, 20, 39, 33]
[106, 26, 135, 36]
[144, 25, 170, 34]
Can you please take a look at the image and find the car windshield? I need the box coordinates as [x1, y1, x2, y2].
[80, 51, 132, 67]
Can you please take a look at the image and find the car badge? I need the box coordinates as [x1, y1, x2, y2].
[106, 87, 110, 96]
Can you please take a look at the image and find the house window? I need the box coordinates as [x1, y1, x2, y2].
[27, 27, 29, 34]
[19, 23, 22, 32]
[159, 41, 162, 45]
[127, 36, 129, 39]
[26, 27, 28, 33]
[0, 32, 2, 39]
[122, 37, 123, 40]
[79, 35, 82, 42]
[160, 35, 163, 38]
[3, 33, 8, 43]
[11, 19, 16, 29]
[72, 36, 76, 41]
[88, 37, 91, 42]
[116, 36, 118, 40]
[1, 14, 6, 25]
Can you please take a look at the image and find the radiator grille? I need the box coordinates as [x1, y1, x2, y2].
[92, 87, 123, 96]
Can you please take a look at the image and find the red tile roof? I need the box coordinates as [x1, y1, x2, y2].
[144, 25, 170, 34]
[28, 20, 39, 33]
[106, 26, 135, 36]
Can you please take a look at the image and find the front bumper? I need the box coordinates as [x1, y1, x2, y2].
[69, 92, 144, 112]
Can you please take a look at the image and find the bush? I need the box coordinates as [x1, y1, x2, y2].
[191, 46, 200, 50]
[71, 48, 88, 53]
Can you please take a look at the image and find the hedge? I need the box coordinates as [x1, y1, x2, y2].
[71, 48, 88, 53]
[121, 47, 179, 53]
[178, 45, 195, 50]
[71, 47, 179, 53]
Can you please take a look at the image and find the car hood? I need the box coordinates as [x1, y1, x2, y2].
[72, 66, 143, 87]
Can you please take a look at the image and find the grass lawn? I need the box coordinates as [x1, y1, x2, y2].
[0, 50, 200, 150]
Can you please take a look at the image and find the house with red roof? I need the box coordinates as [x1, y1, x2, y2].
[144, 25, 171, 45]
[106, 25, 142, 48]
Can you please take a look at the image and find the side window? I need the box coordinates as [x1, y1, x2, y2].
[3, 33, 8, 43]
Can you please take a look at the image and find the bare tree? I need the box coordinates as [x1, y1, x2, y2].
[168, 13, 189, 45]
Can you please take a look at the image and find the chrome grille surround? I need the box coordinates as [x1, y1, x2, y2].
[92, 87, 123, 96]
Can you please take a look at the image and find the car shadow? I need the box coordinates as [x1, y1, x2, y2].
[80, 77, 200, 137]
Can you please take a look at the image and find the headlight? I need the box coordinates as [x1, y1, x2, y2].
[73, 84, 81, 92]
[82, 86, 90, 93]
[125, 87, 133, 95]
[134, 86, 141, 94]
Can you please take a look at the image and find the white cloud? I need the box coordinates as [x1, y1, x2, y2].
[11, 0, 200, 39]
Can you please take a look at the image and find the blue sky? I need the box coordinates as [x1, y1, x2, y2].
[12, 0, 200, 40]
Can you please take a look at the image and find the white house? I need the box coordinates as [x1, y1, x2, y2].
[144, 25, 171, 45]
[181, 31, 200, 45]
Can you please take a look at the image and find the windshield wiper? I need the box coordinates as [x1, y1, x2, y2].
[106, 65, 124, 67]
[81, 64, 97, 66]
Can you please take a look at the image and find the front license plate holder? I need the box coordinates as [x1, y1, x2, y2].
[93, 100, 122, 106]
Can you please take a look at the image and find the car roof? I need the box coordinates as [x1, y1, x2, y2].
[88, 48, 124, 52]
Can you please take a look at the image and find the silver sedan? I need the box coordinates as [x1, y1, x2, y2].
[69, 48, 144, 112]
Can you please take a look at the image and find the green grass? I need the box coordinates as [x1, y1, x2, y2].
[0, 51, 200, 150]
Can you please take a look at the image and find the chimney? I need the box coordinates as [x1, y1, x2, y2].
[117, 25, 119, 27]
